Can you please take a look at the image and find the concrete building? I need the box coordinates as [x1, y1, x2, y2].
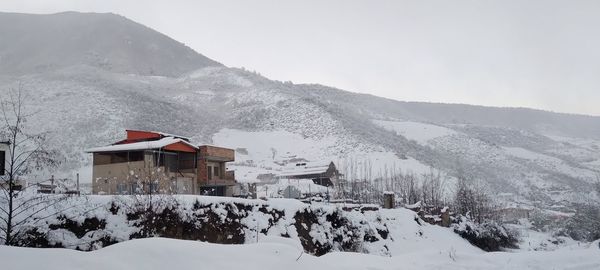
[87, 130, 236, 196]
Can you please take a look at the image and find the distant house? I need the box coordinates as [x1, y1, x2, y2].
[87, 130, 236, 196]
[256, 173, 277, 184]
[36, 183, 57, 194]
[277, 161, 340, 187]
[496, 206, 534, 223]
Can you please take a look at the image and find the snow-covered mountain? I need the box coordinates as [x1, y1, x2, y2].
[1, 12, 599, 209]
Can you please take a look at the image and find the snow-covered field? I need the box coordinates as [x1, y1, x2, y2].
[2, 237, 598, 270]
[373, 120, 458, 145]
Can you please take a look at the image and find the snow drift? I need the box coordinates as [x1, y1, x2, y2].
[1, 237, 599, 270]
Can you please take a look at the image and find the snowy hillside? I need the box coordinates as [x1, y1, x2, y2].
[0, 11, 599, 212]
[0, 12, 220, 76]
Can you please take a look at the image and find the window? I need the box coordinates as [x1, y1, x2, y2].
[207, 166, 212, 180]
[0, 150, 5, 175]
[128, 151, 144, 162]
[214, 165, 220, 177]
[130, 183, 139, 194]
[178, 152, 196, 170]
[93, 153, 112, 165]
[150, 182, 159, 193]
[164, 155, 177, 172]
[116, 183, 128, 194]
[110, 152, 128, 163]
[93, 151, 144, 165]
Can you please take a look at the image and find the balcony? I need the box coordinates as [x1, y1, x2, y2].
[202, 170, 236, 186]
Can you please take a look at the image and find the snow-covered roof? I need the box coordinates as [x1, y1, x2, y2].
[278, 161, 332, 178]
[86, 137, 197, 153]
[153, 131, 191, 141]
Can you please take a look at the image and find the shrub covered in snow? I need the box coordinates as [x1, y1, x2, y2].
[560, 203, 600, 242]
[452, 216, 519, 251]
[4, 195, 392, 256]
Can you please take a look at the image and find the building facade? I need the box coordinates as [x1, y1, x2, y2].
[87, 130, 236, 196]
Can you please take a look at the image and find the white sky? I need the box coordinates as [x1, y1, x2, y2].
[2, 0, 599, 116]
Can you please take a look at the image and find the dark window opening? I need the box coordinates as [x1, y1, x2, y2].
[0, 150, 5, 176]
[127, 151, 144, 162]
[208, 166, 213, 180]
[94, 151, 144, 165]
[178, 152, 196, 170]
[153, 151, 178, 171]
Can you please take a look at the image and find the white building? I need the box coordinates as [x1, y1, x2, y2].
[277, 161, 340, 187]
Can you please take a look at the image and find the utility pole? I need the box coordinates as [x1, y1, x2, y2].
[76, 173, 80, 196]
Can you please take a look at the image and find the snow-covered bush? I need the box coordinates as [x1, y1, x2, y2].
[561, 203, 600, 242]
[452, 216, 519, 251]
[6, 195, 392, 256]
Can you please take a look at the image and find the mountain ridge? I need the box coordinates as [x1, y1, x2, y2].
[0, 11, 221, 77]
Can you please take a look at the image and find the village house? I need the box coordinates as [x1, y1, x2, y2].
[496, 206, 534, 223]
[277, 161, 340, 187]
[87, 130, 236, 196]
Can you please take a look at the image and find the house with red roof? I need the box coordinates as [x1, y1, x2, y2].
[87, 130, 236, 196]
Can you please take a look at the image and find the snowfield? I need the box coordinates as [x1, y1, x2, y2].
[372, 120, 458, 145]
[1, 237, 598, 270]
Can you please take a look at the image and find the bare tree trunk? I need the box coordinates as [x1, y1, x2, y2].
[0, 85, 60, 245]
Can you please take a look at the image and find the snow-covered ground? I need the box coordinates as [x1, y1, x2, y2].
[0, 193, 481, 256]
[373, 120, 458, 145]
[2, 237, 598, 270]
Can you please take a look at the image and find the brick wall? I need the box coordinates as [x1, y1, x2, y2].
[199, 145, 234, 161]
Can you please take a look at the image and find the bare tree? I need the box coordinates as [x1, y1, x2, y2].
[0, 85, 61, 245]
[453, 176, 494, 224]
[421, 170, 447, 208]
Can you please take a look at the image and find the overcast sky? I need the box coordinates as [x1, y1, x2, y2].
[1, 0, 599, 116]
